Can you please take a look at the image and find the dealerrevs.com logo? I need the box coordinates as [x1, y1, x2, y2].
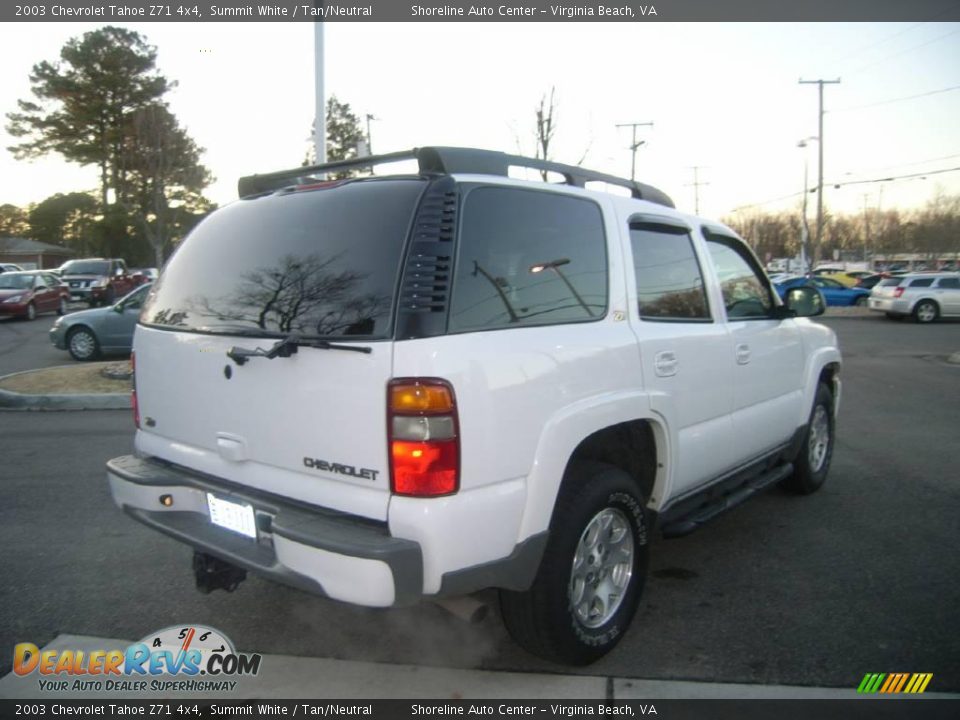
[13, 625, 261, 693]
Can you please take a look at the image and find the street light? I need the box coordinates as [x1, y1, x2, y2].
[797, 137, 818, 276]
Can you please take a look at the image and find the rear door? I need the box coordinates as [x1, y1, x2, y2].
[135, 179, 428, 521]
[625, 217, 738, 495]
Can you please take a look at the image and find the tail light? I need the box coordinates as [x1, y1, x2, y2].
[388, 379, 459, 497]
[131, 351, 140, 429]
[893, 287, 905, 298]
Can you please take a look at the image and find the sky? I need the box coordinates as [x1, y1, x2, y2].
[1, 20, 959, 223]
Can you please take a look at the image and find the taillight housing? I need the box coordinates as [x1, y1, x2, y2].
[893, 287, 905, 298]
[388, 378, 459, 497]
[131, 351, 140, 429]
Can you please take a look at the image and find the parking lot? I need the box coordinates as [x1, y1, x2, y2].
[1, 312, 958, 692]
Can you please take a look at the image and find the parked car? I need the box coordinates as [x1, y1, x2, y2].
[822, 271, 872, 288]
[0, 263, 24, 273]
[59, 258, 139, 307]
[775, 275, 870, 307]
[49, 283, 151, 360]
[0, 270, 69, 320]
[868, 272, 960, 323]
[131, 267, 159, 285]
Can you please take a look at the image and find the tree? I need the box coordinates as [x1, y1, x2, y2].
[534, 87, 558, 179]
[0, 204, 29, 236]
[119, 103, 213, 266]
[6, 26, 172, 209]
[303, 96, 367, 178]
[27, 193, 98, 250]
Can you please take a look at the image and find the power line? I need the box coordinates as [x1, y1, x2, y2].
[829, 165, 960, 188]
[847, 26, 960, 75]
[829, 84, 960, 113]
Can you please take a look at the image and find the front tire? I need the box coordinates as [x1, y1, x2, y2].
[913, 300, 939, 324]
[25, 302, 36, 321]
[782, 383, 834, 495]
[57, 298, 67, 316]
[500, 462, 649, 665]
[67, 327, 100, 361]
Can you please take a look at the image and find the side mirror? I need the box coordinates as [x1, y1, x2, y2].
[784, 286, 825, 317]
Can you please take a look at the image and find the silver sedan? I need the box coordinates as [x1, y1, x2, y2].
[49, 284, 151, 361]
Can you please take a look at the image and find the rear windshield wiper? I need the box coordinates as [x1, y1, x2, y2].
[226, 332, 372, 366]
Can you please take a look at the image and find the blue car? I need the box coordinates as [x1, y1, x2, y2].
[775, 276, 870, 307]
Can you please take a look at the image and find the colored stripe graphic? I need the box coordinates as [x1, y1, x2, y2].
[857, 673, 932, 694]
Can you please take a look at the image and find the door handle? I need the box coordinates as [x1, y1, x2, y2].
[654, 351, 678, 377]
[735, 343, 751, 365]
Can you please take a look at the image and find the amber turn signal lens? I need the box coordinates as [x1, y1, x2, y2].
[390, 383, 455, 413]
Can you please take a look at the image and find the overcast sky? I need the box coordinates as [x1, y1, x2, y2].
[1, 20, 959, 221]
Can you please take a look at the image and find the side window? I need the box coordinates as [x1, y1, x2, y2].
[910, 278, 934, 288]
[630, 223, 710, 321]
[449, 187, 607, 332]
[704, 233, 774, 319]
[937, 277, 959, 289]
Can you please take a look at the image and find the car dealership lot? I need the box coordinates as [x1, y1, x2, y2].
[0, 315, 958, 691]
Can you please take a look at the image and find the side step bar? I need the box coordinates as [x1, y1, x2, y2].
[659, 463, 794, 539]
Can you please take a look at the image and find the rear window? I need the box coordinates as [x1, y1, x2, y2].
[141, 179, 426, 339]
[62, 260, 109, 275]
[878, 278, 904, 287]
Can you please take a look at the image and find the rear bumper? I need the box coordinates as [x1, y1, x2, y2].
[106, 454, 423, 607]
[869, 297, 910, 314]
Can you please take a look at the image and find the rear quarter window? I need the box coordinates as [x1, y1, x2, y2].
[448, 187, 607, 332]
[878, 278, 904, 287]
[909, 278, 934, 288]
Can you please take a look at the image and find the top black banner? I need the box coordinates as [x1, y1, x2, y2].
[5, 0, 960, 22]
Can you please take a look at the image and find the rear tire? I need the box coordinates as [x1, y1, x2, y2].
[57, 298, 67, 316]
[913, 300, 938, 324]
[782, 383, 834, 495]
[25, 302, 36, 321]
[500, 462, 649, 665]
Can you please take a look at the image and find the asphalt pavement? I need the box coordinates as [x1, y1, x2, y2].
[1, 313, 959, 702]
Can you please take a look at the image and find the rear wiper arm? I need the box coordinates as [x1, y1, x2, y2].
[227, 333, 371, 365]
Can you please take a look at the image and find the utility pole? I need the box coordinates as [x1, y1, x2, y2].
[799, 78, 840, 270]
[616, 122, 653, 181]
[313, 23, 325, 165]
[365, 114, 378, 155]
[686, 166, 709, 215]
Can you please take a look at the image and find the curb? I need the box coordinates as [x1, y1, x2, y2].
[0, 386, 128, 410]
[0, 366, 128, 410]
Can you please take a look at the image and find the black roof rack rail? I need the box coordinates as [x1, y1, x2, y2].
[237, 146, 675, 208]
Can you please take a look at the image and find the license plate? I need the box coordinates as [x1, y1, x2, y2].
[206, 493, 257, 539]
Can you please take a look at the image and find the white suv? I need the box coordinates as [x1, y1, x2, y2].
[107, 147, 841, 665]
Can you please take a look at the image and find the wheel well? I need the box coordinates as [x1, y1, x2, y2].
[819, 362, 840, 396]
[566, 420, 657, 502]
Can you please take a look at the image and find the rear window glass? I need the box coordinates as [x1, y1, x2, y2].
[141, 179, 425, 339]
[909, 278, 934, 288]
[878, 278, 903, 287]
[61, 261, 109, 275]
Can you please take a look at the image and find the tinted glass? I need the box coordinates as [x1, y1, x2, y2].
[0, 273, 34, 289]
[879, 278, 903, 287]
[449, 187, 607, 332]
[937, 277, 959, 289]
[631, 224, 709, 321]
[142, 179, 425, 339]
[61, 261, 109, 275]
[705, 235, 773, 318]
[910, 278, 934, 288]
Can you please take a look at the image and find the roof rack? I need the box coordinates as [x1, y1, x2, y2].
[237, 147, 675, 208]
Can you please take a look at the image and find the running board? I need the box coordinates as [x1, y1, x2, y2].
[659, 463, 794, 539]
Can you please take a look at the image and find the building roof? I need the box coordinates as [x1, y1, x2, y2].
[0, 237, 76, 255]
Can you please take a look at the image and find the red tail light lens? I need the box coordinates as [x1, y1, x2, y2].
[893, 287, 905, 298]
[388, 379, 459, 497]
[131, 351, 140, 429]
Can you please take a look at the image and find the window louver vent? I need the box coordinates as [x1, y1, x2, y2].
[396, 179, 458, 339]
